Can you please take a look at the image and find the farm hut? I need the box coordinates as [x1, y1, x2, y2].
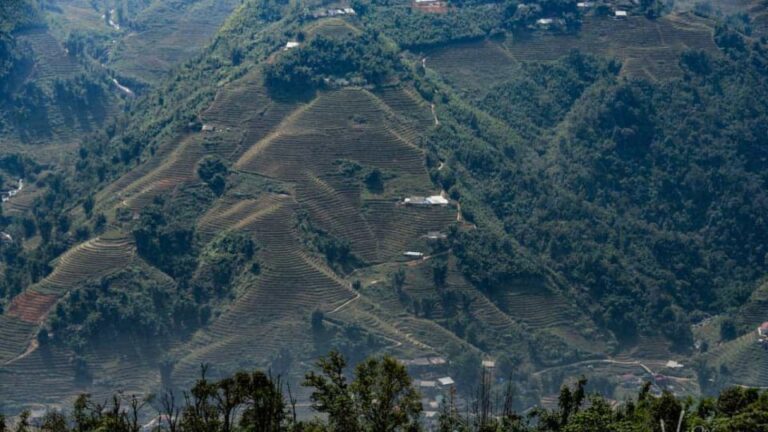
[404, 251, 424, 259]
[404, 357, 432, 366]
[343, 7, 356, 14]
[614, 10, 628, 17]
[0, 232, 12, 242]
[404, 196, 429, 205]
[284, 41, 300, 50]
[482, 360, 496, 368]
[536, 18, 554, 26]
[429, 357, 447, 365]
[576, 2, 593, 7]
[424, 231, 447, 240]
[201, 124, 215, 132]
[418, 380, 437, 388]
[758, 322, 768, 338]
[438, 377, 455, 387]
[426, 195, 449, 205]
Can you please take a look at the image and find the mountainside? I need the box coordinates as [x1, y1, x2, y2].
[0, 0, 767, 414]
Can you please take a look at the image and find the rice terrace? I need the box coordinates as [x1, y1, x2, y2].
[0, 0, 767, 429]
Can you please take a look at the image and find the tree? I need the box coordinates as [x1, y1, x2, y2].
[720, 318, 737, 341]
[304, 351, 359, 432]
[352, 356, 422, 432]
[237, 371, 287, 432]
[197, 156, 228, 196]
[311, 309, 325, 333]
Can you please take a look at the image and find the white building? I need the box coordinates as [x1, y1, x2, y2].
[437, 377, 455, 387]
[758, 322, 768, 338]
[404, 251, 424, 259]
[615, 10, 628, 17]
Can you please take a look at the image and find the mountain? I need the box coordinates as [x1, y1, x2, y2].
[0, 0, 767, 414]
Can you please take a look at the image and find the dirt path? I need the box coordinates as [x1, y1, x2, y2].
[328, 292, 361, 314]
[431, 103, 439, 126]
[533, 358, 657, 378]
[4, 338, 39, 366]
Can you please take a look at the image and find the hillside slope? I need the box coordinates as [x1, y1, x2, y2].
[0, 0, 766, 413]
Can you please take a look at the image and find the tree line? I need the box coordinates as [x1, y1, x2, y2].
[2, 351, 768, 431]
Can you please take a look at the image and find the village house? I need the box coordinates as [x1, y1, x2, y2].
[536, 18, 554, 26]
[1, 179, 23, 202]
[437, 377, 455, 387]
[201, 124, 215, 132]
[284, 41, 300, 50]
[758, 322, 768, 338]
[403, 195, 449, 206]
[424, 231, 447, 240]
[615, 10, 628, 18]
[403, 251, 424, 259]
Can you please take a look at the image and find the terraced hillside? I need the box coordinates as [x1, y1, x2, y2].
[0, 233, 135, 365]
[426, 12, 718, 95]
[169, 84, 461, 382]
[1, 27, 119, 148]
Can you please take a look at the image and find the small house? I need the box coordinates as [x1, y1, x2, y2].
[404, 196, 429, 205]
[438, 377, 455, 387]
[418, 380, 437, 389]
[284, 41, 300, 50]
[426, 195, 449, 205]
[665, 360, 684, 369]
[576, 2, 593, 7]
[424, 231, 447, 240]
[201, 124, 215, 132]
[404, 251, 424, 259]
[758, 322, 768, 338]
[482, 360, 496, 368]
[0, 232, 12, 242]
[614, 10, 628, 17]
[536, 18, 554, 26]
[343, 7, 356, 14]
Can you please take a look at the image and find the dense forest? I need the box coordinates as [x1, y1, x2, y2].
[425, 27, 768, 350]
[2, 352, 768, 431]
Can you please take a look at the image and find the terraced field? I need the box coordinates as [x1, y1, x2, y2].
[706, 332, 768, 388]
[425, 40, 519, 96]
[0, 234, 135, 365]
[736, 282, 768, 330]
[427, 13, 717, 95]
[16, 30, 81, 82]
[174, 201, 358, 381]
[107, 0, 242, 84]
